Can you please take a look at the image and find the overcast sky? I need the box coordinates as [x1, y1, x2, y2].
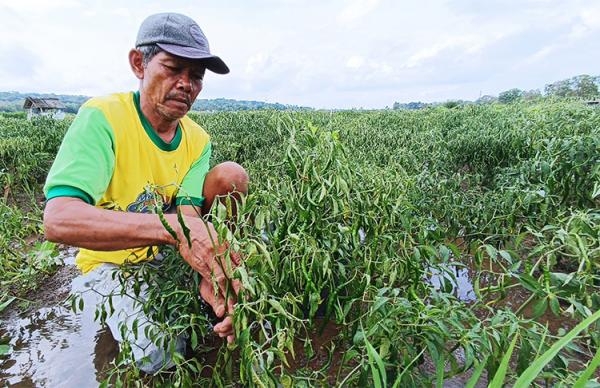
[0, 0, 598, 108]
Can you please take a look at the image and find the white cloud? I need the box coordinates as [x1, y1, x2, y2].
[346, 56, 365, 69]
[0, 0, 81, 13]
[521, 45, 557, 66]
[245, 53, 271, 75]
[404, 36, 487, 68]
[0, 0, 598, 108]
[569, 5, 600, 38]
[337, 0, 380, 24]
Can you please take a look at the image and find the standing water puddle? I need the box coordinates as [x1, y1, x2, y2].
[428, 264, 477, 302]
[0, 250, 118, 386]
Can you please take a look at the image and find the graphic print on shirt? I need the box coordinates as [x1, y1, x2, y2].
[126, 185, 172, 213]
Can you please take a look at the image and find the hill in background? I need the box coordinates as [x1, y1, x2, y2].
[0, 91, 312, 113]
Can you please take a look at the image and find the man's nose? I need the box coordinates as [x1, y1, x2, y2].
[176, 72, 193, 92]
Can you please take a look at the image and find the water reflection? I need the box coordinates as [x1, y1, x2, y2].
[428, 264, 477, 302]
[0, 264, 118, 387]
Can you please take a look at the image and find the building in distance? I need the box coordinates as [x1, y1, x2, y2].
[23, 97, 66, 120]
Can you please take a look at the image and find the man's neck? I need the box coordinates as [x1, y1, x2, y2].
[139, 94, 178, 143]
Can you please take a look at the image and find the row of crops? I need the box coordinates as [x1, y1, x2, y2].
[2, 101, 600, 386]
[0, 113, 68, 294]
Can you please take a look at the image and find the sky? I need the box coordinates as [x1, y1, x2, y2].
[0, 0, 598, 109]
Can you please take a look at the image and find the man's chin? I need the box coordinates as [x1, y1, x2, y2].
[157, 104, 189, 121]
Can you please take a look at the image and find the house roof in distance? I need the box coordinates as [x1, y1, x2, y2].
[23, 97, 66, 109]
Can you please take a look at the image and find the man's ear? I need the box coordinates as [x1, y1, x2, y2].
[129, 49, 144, 80]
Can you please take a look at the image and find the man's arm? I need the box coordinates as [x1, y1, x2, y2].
[45, 196, 237, 338]
[44, 197, 178, 250]
[178, 204, 202, 218]
[44, 197, 233, 295]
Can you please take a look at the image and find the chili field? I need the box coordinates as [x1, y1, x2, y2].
[1, 101, 600, 386]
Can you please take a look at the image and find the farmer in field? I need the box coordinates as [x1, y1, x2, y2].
[42, 13, 247, 373]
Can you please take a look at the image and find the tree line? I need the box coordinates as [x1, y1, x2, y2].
[393, 74, 600, 110]
[0, 91, 311, 113]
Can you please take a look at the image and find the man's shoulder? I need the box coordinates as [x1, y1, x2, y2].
[82, 92, 134, 113]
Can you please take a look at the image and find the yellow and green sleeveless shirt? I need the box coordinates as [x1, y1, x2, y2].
[44, 91, 211, 274]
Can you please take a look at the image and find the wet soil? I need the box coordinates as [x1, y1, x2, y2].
[1, 247, 78, 321]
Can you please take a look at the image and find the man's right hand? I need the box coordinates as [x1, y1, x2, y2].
[199, 277, 236, 343]
[175, 216, 241, 341]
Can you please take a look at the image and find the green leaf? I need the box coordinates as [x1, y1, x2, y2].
[372, 296, 389, 312]
[549, 295, 561, 315]
[515, 308, 600, 387]
[236, 266, 254, 295]
[0, 296, 16, 313]
[0, 344, 10, 355]
[191, 330, 198, 349]
[573, 344, 600, 388]
[499, 250, 513, 264]
[489, 333, 519, 388]
[465, 356, 488, 388]
[518, 273, 541, 294]
[532, 297, 548, 318]
[485, 245, 498, 260]
[268, 299, 287, 316]
[435, 353, 445, 388]
[364, 334, 387, 388]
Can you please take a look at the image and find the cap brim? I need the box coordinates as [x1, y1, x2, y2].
[157, 43, 230, 74]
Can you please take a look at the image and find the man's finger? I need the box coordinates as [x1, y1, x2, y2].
[215, 299, 236, 339]
[230, 251, 242, 267]
[214, 316, 233, 335]
[199, 279, 226, 318]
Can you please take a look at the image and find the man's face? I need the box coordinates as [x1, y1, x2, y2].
[140, 51, 206, 121]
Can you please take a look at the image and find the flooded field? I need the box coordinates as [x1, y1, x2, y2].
[0, 306, 117, 386]
[1, 246, 584, 387]
[0, 255, 490, 386]
[0, 250, 117, 386]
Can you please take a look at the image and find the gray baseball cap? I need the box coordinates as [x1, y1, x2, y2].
[136, 13, 229, 74]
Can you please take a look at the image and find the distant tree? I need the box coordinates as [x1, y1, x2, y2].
[0, 91, 312, 113]
[498, 88, 523, 104]
[521, 89, 542, 101]
[392, 101, 428, 110]
[407, 101, 427, 110]
[443, 100, 461, 109]
[476, 95, 497, 104]
[573, 75, 599, 99]
[544, 79, 572, 97]
[544, 74, 600, 99]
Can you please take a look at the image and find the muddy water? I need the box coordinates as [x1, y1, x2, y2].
[428, 258, 576, 335]
[0, 251, 118, 387]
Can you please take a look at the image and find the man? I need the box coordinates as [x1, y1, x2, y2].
[43, 13, 247, 373]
